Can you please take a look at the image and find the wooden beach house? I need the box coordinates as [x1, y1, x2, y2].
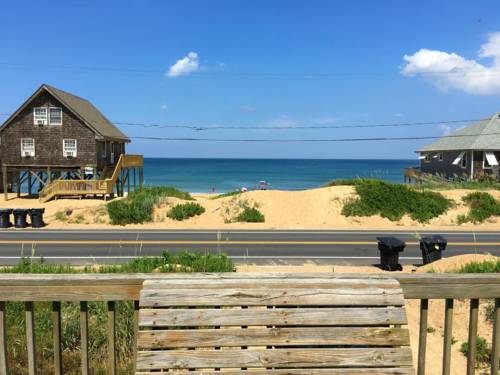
[406, 113, 500, 182]
[0, 84, 143, 201]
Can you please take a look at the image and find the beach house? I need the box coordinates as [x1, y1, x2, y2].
[411, 113, 500, 181]
[0, 84, 143, 200]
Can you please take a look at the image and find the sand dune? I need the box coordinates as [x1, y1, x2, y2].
[1, 186, 499, 229]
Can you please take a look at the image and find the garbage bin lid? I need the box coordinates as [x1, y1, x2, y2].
[421, 234, 447, 244]
[376, 236, 406, 247]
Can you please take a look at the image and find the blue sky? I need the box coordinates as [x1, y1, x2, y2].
[2, 0, 500, 159]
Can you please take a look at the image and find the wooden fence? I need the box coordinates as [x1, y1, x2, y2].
[0, 273, 499, 374]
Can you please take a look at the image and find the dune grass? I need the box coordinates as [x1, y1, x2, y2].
[2, 252, 233, 374]
[210, 190, 243, 199]
[457, 192, 500, 224]
[341, 180, 452, 223]
[167, 202, 205, 221]
[107, 186, 193, 225]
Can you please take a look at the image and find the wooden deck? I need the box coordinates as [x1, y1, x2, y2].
[39, 154, 144, 202]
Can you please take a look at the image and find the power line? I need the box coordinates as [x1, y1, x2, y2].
[0, 112, 483, 131]
[130, 131, 500, 143]
[0, 62, 499, 78]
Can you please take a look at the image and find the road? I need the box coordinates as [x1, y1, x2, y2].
[0, 229, 498, 266]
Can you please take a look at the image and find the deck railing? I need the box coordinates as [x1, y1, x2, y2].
[0, 273, 499, 374]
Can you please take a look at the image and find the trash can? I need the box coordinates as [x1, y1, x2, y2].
[0, 209, 12, 228]
[420, 235, 447, 265]
[376, 236, 406, 271]
[29, 208, 45, 228]
[13, 209, 30, 228]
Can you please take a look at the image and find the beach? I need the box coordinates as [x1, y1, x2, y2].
[3, 185, 499, 230]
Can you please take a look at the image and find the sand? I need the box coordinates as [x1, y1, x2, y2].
[237, 254, 499, 374]
[1, 186, 499, 230]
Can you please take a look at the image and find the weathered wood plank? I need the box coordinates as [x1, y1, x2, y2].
[80, 301, 89, 375]
[0, 302, 8, 375]
[142, 278, 402, 290]
[491, 298, 499, 375]
[139, 307, 407, 327]
[466, 299, 479, 375]
[417, 299, 428, 375]
[135, 369, 415, 375]
[52, 302, 63, 375]
[136, 347, 413, 370]
[139, 287, 404, 307]
[137, 326, 410, 349]
[25, 302, 36, 375]
[0, 285, 140, 301]
[442, 299, 453, 375]
[107, 301, 116, 375]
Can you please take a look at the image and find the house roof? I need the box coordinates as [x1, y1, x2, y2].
[0, 84, 130, 142]
[417, 113, 500, 152]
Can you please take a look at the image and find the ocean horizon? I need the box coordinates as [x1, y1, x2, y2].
[142, 158, 417, 193]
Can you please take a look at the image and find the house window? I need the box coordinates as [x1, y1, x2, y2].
[33, 107, 48, 125]
[483, 153, 492, 169]
[49, 107, 62, 125]
[21, 138, 35, 157]
[461, 152, 468, 168]
[438, 153, 443, 162]
[63, 139, 77, 157]
[424, 154, 432, 162]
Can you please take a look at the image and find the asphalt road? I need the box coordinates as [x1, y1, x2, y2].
[0, 229, 498, 266]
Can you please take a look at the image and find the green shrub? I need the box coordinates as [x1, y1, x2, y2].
[456, 259, 500, 273]
[459, 192, 500, 223]
[460, 336, 491, 367]
[167, 202, 205, 221]
[237, 206, 265, 222]
[341, 180, 452, 223]
[324, 178, 373, 187]
[107, 186, 193, 225]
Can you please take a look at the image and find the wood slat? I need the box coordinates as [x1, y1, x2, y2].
[107, 301, 116, 375]
[135, 369, 415, 375]
[25, 302, 36, 375]
[80, 301, 89, 375]
[0, 302, 7, 375]
[139, 307, 407, 327]
[442, 299, 454, 375]
[52, 302, 63, 375]
[139, 287, 404, 307]
[466, 299, 479, 375]
[490, 298, 499, 375]
[138, 326, 410, 349]
[136, 347, 413, 370]
[417, 299, 428, 375]
[0, 285, 140, 301]
[142, 278, 402, 290]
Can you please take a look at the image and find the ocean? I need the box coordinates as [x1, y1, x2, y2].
[143, 158, 416, 193]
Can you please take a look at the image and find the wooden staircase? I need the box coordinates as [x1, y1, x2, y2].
[39, 154, 143, 202]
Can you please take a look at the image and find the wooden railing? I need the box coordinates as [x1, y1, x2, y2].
[39, 154, 144, 202]
[0, 273, 499, 374]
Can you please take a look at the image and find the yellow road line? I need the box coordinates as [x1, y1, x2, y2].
[0, 240, 498, 246]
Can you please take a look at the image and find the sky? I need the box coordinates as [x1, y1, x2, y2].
[2, 0, 500, 159]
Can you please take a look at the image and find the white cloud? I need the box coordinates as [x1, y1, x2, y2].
[160, 104, 168, 111]
[401, 32, 500, 95]
[167, 52, 200, 77]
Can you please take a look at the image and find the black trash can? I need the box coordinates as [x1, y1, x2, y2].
[29, 208, 46, 228]
[0, 209, 12, 228]
[420, 235, 447, 265]
[376, 236, 406, 271]
[13, 209, 30, 228]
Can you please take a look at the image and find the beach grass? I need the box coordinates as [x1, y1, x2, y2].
[107, 186, 193, 225]
[2, 252, 233, 374]
[167, 202, 205, 221]
[342, 180, 452, 223]
[210, 190, 243, 199]
[236, 206, 265, 222]
[457, 192, 500, 224]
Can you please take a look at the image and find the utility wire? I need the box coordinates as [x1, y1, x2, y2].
[0, 62, 499, 78]
[130, 131, 500, 143]
[0, 112, 483, 131]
